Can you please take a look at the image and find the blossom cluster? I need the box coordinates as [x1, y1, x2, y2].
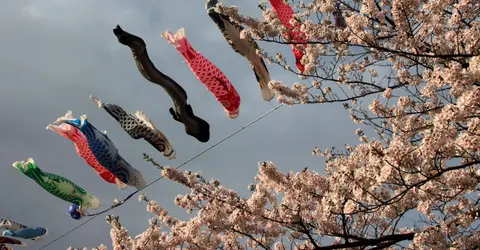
[73, 0, 479, 249]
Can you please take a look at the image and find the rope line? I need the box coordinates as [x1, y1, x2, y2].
[38, 103, 284, 250]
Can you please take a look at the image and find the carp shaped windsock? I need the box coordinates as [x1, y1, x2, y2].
[113, 25, 210, 143]
[162, 27, 241, 119]
[0, 237, 26, 247]
[0, 219, 27, 232]
[90, 95, 175, 159]
[333, 1, 347, 28]
[2, 227, 48, 241]
[206, 0, 275, 101]
[12, 158, 101, 209]
[0, 219, 43, 241]
[52, 111, 146, 190]
[268, 0, 306, 73]
[0, 244, 12, 250]
[46, 112, 127, 190]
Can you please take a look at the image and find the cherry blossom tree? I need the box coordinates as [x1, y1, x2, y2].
[79, 0, 480, 249]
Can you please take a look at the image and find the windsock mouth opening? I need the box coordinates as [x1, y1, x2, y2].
[113, 25, 124, 35]
[161, 30, 175, 44]
[52, 110, 79, 126]
[45, 124, 56, 131]
[46, 123, 70, 131]
[89, 95, 103, 108]
[113, 26, 145, 48]
[12, 160, 29, 172]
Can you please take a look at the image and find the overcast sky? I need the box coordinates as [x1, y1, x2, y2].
[0, 1, 360, 249]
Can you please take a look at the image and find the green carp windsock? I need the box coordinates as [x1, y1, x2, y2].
[12, 158, 101, 209]
[90, 95, 176, 160]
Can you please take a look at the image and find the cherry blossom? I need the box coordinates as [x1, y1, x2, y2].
[76, 0, 478, 249]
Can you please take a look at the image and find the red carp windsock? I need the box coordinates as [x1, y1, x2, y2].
[268, 0, 306, 73]
[161, 28, 241, 119]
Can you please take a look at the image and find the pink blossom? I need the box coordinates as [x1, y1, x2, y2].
[84, 0, 480, 249]
[383, 88, 393, 99]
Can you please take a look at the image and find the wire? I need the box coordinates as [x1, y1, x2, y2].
[37, 103, 284, 250]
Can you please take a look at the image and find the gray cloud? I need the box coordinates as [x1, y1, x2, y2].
[0, 1, 360, 249]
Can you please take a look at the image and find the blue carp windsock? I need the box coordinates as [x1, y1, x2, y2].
[2, 227, 48, 241]
[206, 0, 275, 101]
[46, 112, 127, 190]
[52, 111, 146, 190]
[0, 219, 44, 241]
[89, 95, 175, 160]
